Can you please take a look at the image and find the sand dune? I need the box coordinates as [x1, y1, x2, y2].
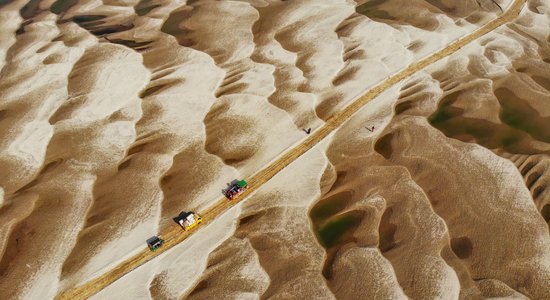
[184, 146, 334, 299]
[377, 117, 550, 298]
[1, 0, 549, 299]
[90, 202, 240, 299]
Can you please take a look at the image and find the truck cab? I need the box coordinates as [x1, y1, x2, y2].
[223, 179, 248, 200]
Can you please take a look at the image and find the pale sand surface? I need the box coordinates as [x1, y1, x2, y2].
[0, 0, 549, 299]
[90, 203, 241, 299]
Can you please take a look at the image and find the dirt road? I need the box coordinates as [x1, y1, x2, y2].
[56, 1, 527, 298]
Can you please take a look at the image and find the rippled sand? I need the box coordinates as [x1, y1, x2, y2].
[0, 0, 549, 299]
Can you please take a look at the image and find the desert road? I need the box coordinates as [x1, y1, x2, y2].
[57, 0, 527, 298]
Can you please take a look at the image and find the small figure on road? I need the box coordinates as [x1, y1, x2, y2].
[304, 128, 312, 134]
[366, 126, 375, 132]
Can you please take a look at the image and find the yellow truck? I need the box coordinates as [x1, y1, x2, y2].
[174, 211, 202, 231]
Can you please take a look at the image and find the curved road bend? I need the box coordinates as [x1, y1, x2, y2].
[57, 1, 527, 298]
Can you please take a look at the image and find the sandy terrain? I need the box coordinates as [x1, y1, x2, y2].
[0, 0, 549, 299]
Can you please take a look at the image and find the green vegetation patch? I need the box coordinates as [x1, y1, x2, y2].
[135, 0, 160, 16]
[73, 15, 105, 23]
[310, 191, 362, 249]
[20, 0, 41, 18]
[317, 214, 361, 248]
[356, 0, 394, 20]
[51, 0, 79, 14]
[495, 88, 550, 143]
[310, 192, 351, 221]
[428, 89, 547, 155]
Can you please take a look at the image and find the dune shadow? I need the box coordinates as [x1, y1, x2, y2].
[428, 88, 547, 154]
[374, 133, 394, 159]
[378, 207, 397, 252]
[450, 236, 473, 259]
